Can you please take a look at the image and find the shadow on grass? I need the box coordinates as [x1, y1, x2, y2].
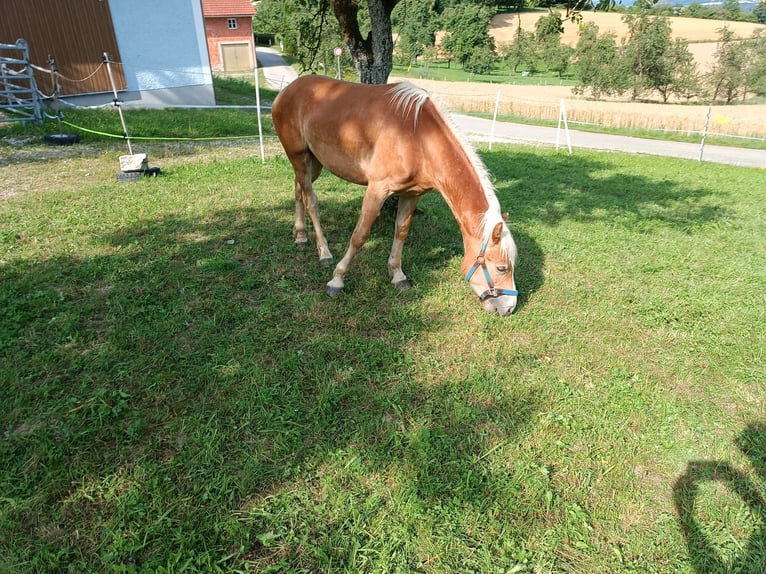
[0, 147, 735, 571]
[0, 192, 545, 571]
[673, 423, 765, 573]
[483, 147, 730, 232]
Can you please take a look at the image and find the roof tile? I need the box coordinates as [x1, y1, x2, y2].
[201, 0, 256, 17]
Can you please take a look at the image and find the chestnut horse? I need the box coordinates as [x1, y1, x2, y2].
[271, 75, 518, 315]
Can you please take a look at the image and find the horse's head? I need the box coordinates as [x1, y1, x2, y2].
[463, 220, 518, 316]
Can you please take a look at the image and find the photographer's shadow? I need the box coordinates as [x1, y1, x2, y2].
[673, 423, 765, 573]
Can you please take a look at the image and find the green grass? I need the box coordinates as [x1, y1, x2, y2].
[391, 59, 577, 86]
[1, 119, 765, 572]
[471, 111, 766, 151]
[213, 75, 280, 107]
[0, 76, 278, 144]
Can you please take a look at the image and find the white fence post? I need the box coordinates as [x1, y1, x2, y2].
[252, 44, 266, 163]
[698, 105, 712, 163]
[556, 99, 572, 155]
[488, 89, 501, 150]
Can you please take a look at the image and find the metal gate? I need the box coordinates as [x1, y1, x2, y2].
[0, 38, 42, 124]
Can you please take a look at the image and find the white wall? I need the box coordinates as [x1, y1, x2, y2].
[105, 0, 215, 106]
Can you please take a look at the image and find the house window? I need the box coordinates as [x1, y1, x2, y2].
[227, 18, 238, 30]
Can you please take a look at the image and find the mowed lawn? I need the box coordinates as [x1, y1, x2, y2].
[1, 140, 764, 573]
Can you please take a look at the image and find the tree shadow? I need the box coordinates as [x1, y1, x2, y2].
[673, 423, 766, 573]
[0, 190, 542, 571]
[0, 145, 737, 570]
[482, 148, 730, 232]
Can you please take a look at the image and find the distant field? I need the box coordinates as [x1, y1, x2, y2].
[405, 11, 766, 138]
[396, 78, 766, 138]
[491, 11, 766, 74]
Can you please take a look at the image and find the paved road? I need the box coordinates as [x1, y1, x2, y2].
[257, 47, 298, 90]
[453, 114, 766, 169]
[256, 47, 765, 169]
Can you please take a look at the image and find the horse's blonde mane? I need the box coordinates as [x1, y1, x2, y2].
[388, 82, 517, 264]
[388, 81, 431, 126]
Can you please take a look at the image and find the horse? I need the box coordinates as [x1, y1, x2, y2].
[271, 75, 518, 315]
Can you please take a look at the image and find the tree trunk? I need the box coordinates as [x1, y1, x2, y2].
[331, 0, 398, 84]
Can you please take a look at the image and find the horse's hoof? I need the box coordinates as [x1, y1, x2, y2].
[326, 285, 343, 297]
[319, 256, 334, 267]
[295, 241, 308, 250]
[394, 279, 412, 291]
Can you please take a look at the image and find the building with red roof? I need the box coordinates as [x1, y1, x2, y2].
[201, 0, 257, 72]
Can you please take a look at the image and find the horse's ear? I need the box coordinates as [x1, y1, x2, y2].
[502, 212, 509, 222]
[492, 221, 504, 244]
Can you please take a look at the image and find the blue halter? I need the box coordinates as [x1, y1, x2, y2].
[465, 240, 519, 301]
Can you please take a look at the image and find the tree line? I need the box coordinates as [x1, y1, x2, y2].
[571, 15, 766, 102]
[254, 1, 766, 103]
[631, 0, 766, 25]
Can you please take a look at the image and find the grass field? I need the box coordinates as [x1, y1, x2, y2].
[1, 109, 764, 573]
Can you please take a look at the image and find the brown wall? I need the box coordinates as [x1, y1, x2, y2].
[0, 0, 126, 95]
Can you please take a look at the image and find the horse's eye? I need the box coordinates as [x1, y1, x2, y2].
[496, 265, 508, 274]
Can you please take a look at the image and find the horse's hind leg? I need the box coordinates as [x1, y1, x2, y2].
[388, 194, 421, 290]
[291, 152, 333, 264]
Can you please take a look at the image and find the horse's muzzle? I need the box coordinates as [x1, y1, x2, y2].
[483, 294, 517, 315]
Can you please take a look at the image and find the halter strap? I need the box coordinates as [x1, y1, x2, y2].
[465, 240, 519, 300]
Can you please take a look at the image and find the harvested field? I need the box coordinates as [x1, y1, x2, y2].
[391, 77, 766, 139]
[491, 11, 766, 75]
[411, 11, 766, 139]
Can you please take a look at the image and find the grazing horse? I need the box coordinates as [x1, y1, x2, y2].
[271, 75, 518, 315]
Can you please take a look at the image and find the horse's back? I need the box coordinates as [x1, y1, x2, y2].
[273, 75, 390, 119]
[273, 76, 400, 143]
[272, 76, 431, 187]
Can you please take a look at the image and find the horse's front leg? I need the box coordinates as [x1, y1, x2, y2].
[388, 194, 421, 290]
[326, 187, 389, 297]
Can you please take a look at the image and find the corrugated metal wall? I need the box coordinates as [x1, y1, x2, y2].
[0, 0, 126, 95]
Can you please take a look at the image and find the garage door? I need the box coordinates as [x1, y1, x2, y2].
[221, 43, 251, 71]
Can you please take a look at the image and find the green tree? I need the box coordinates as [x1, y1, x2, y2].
[391, 0, 439, 65]
[502, 27, 538, 74]
[721, 0, 743, 21]
[708, 26, 746, 103]
[255, 0, 404, 84]
[656, 38, 702, 102]
[464, 45, 497, 75]
[254, 0, 345, 75]
[631, 0, 660, 10]
[743, 30, 766, 97]
[543, 40, 574, 78]
[621, 14, 673, 100]
[753, 2, 766, 24]
[682, 3, 707, 19]
[440, 3, 496, 68]
[533, 10, 572, 78]
[252, 0, 284, 38]
[573, 22, 623, 100]
[534, 11, 564, 43]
